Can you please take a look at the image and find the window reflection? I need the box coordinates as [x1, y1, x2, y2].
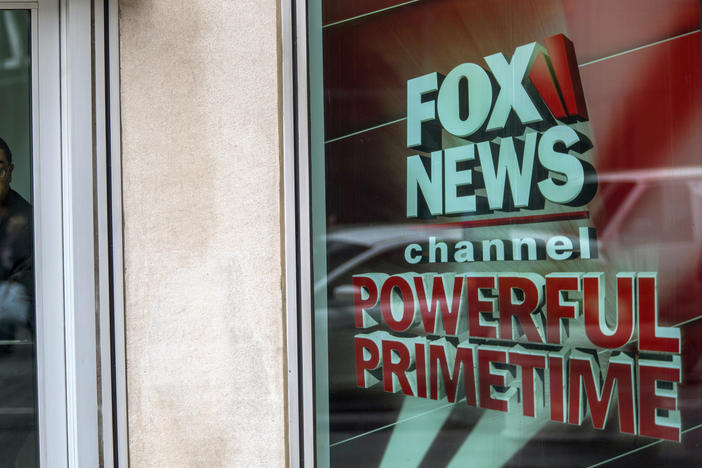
[0, 9, 36, 468]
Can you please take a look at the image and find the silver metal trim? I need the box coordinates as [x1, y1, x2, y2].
[89, 1, 130, 464]
[60, 0, 101, 463]
[34, 0, 69, 465]
[293, 0, 315, 465]
[281, 0, 300, 465]
[107, 0, 129, 464]
[305, 1, 332, 465]
[93, 0, 111, 462]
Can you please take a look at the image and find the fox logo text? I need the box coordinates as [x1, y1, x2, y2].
[406, 34, 596, 218]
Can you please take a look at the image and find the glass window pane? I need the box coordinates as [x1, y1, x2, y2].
[0, 9, 36, 468]
[306, 1, 702, 467]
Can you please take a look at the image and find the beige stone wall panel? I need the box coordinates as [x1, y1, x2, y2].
[119, 1, 285, 466]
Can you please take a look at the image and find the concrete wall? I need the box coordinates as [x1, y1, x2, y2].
[118, 1, 286, 466]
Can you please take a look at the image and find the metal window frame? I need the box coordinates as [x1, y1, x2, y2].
[105, 1, 129, 464]
[58, 0, 128, 465]
[0, 0, 128, 465]
[281, 0, 314, 466]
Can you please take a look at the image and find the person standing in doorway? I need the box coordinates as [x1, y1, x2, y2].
[0, 137, 32, 341]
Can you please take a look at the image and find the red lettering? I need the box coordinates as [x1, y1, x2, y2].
[353, 275, 379, 328]
[548, 352, 567, 422]
[415, 342, 427, 399]
[509, 350, 547, 417]
[545, 274, 580, 344]
[354, 336, 380, 388]
[498, 275, 544, 342]
[382, 339, 415, 396]
[567, 353, 636, 434]
[584, 273, 635, 349]
[429, 341, 477, 405]
[466, 276, 498, 339]
[380, 276, 415, 332]
[639, 358, 681, 441]
[414, 275, 464, 335]
[478, 347, 512, 412]
[638, 274, 680, 353]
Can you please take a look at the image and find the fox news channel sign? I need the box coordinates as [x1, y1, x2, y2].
[351, 35, 681, 442]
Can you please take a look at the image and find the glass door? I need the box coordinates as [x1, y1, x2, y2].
[0, 7, 36, 467]
[0, 1, 126, 466]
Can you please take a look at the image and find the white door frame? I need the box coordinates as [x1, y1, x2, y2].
[0, 0, 127, 465]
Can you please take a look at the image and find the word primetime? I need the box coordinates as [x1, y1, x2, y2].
[354, 334, 681, 441]
[406, 34, 596, 218]
[352, 271, 682, 441]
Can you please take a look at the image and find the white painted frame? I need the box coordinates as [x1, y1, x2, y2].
[0, 0, 127, 466]
[58, 0, 128, 465]
[33, 1, 68, 465]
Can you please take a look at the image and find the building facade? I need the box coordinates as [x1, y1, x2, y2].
[0, 0, 700, 467]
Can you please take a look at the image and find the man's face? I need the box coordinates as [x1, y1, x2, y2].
[0, 150, 14, 202]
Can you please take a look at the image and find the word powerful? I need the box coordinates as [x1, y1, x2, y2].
[353, 272, 678, 351]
